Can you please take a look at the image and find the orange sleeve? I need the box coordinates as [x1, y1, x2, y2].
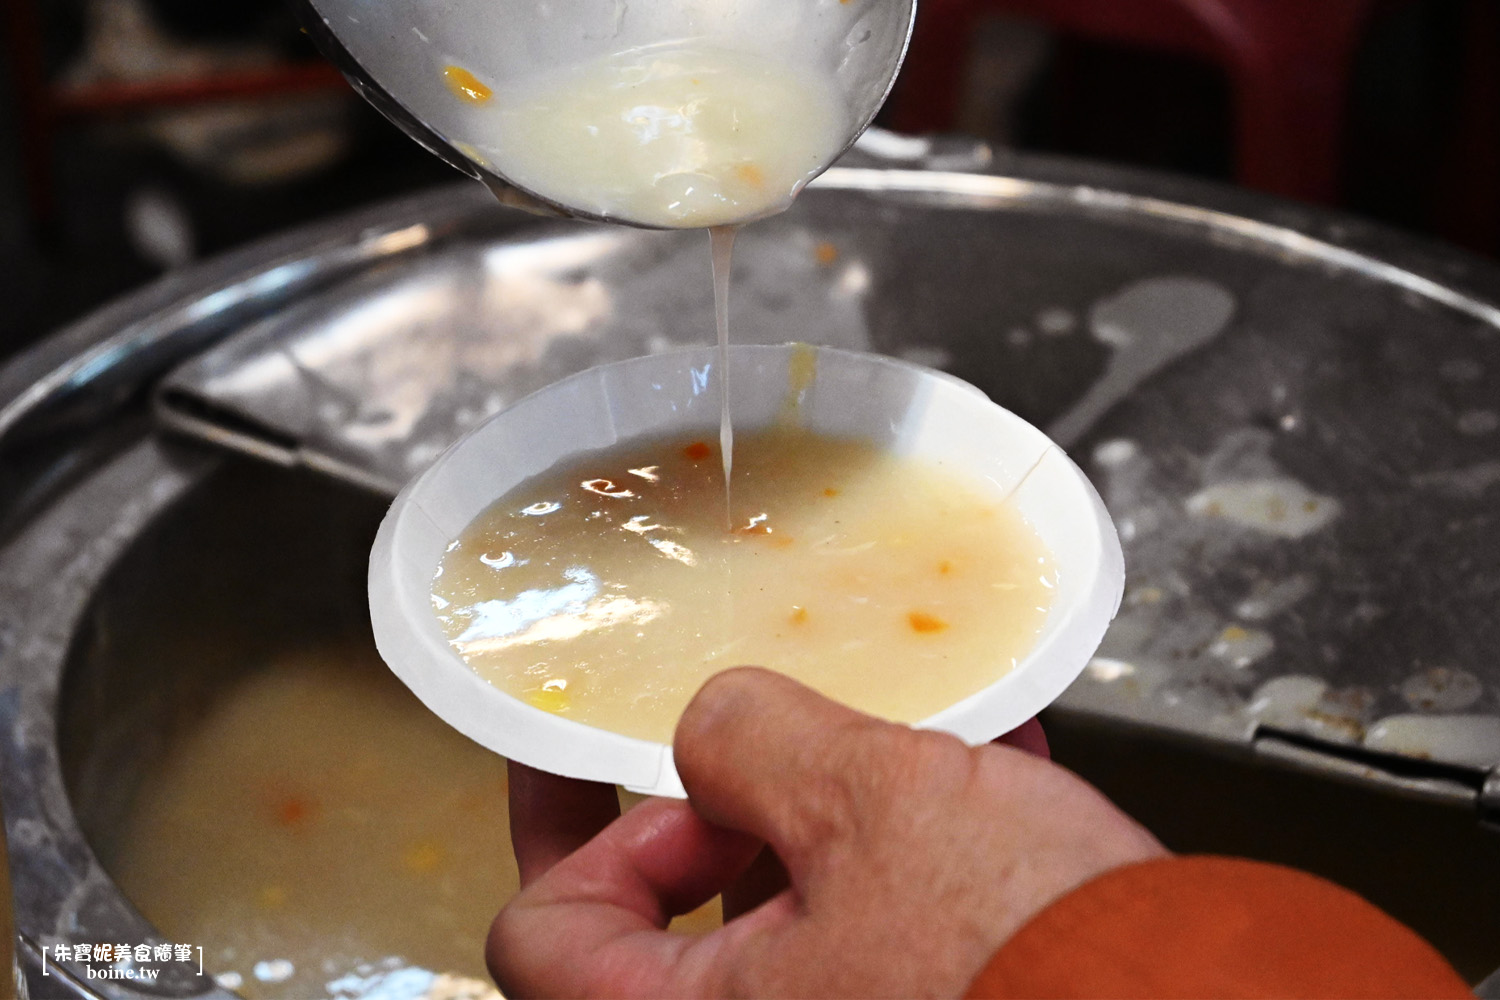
[965, 856, 1472, 1000]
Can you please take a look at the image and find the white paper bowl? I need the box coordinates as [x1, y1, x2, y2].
[369, 344, 1123, 797]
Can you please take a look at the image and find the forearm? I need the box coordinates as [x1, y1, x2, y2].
[966, 856, 1470, 999]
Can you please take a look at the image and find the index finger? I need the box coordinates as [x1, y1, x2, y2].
[995, 717, 1050, 758]
[507, 760, 621, 886]
[489, 797, 763, 998]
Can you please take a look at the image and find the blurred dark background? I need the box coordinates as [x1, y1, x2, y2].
[1, 0, 1497, 363]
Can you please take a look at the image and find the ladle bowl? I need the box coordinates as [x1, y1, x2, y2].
[290, 0, 917, 226]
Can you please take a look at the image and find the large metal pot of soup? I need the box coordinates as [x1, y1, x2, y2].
[3, 142, 1500, 998]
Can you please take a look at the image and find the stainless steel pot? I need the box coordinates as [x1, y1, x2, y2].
[3, 146, 1500, 997]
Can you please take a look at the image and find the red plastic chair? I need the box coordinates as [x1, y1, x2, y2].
[890, 0, 1378, 203]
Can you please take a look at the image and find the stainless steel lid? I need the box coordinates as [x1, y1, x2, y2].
[145, 146, 1500, 793]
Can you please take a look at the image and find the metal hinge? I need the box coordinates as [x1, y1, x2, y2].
[1252, 730, 1485, 809]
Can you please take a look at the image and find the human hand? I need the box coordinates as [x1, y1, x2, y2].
[490, 667, 1166, 998]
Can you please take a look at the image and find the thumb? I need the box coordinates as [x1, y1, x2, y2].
[672, 666, 914, 884]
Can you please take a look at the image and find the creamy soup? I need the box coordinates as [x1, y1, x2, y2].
[107, 651, 716, 1000]
[431, 429, 1057, 744]
[444, 43, 847, 228]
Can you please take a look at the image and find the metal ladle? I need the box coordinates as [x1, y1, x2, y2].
[291, 0, 917, 228]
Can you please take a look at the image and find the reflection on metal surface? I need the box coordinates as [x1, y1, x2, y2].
[158, 215, 875, 492]
[814, 167, 1500, 327]
[1251, 733, 1479, 808]
[1365, 715, 1500, 770]
[0, 443, 225, 999]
